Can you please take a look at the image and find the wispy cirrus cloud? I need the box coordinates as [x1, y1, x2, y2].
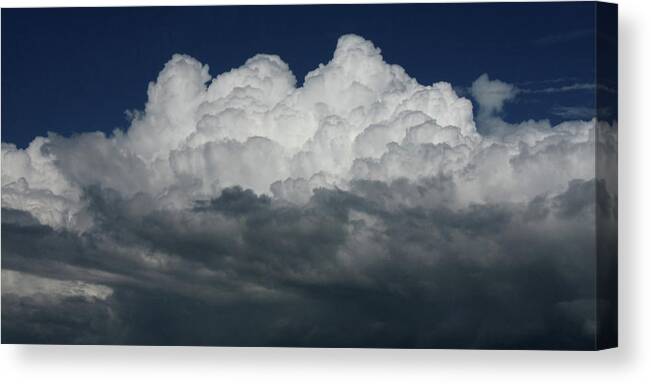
[551, 106, 596, 119]
[534, 28, 593, 45]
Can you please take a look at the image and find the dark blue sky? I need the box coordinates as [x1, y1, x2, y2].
[2, 2, 598, 148]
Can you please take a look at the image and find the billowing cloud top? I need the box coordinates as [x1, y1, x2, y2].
[2, 34, 598, 229]
[1, 35, 617, 348]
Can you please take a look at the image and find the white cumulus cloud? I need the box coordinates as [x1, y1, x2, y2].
[2, 34, 598, 231]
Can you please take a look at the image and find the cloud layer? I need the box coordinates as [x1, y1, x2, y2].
[1, 34, 615, 348]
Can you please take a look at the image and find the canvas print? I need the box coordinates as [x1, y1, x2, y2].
[1, 2, 617, 349]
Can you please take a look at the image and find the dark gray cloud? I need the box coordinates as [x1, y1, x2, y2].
[2, 177, 611, 349]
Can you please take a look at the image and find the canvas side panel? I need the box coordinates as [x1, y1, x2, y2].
[595, 1, 618, 350]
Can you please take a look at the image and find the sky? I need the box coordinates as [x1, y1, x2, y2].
[1, 3, 617, 349]
[2, 3, 599, 147]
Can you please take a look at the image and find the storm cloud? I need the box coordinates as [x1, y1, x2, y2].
[1, 34, 616, 348]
